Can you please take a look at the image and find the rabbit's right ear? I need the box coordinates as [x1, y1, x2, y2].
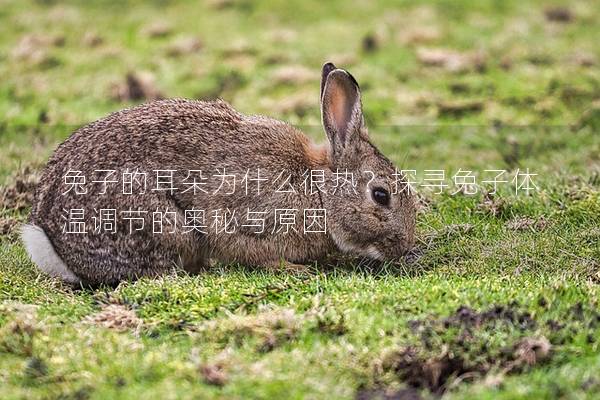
[320, 63, 364, 163]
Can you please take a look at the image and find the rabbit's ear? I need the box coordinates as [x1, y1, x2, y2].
[320, 66, 364, 161]
[320, 62, 337, 101]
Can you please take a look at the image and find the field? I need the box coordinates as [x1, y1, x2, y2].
[1, 0, 600, 398]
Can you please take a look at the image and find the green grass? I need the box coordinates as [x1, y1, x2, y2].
[1, 0, 599, 398]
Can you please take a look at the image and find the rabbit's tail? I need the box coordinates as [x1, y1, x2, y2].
[21, 224, 81, 285]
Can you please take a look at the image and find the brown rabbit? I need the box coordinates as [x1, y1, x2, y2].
[22, 62, 416, 286]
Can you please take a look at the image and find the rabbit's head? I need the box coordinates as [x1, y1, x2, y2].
[319, 62, 416, 261]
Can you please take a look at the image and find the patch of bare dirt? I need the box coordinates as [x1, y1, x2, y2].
[381, 336, 550, 395]
[511, 337, 551, 367]
[505, 216, 548, 231]
[85, 304, 143, 332]
[142, 21, 173, 38]
[544, 6, 574, 23]
[0, 166, 39, 211]
[437, 305, 536, 330]
[362, 33, 381, 53]
[221, 41, 257, 58]
[416, 48, 487, 73]
[376, 305, 546, 395]
[268, 92, 315, 117]
[110, 71, 164, 102]
[11, 34, 64, 66]
[206, 0, 236, 9]
[571, 51, 596, 67]
[499, 55, 513, 70]
[380, 347, 467, 394]
[436, 99, 484, 117]
[199, 362, 228, 386]
[370, 300, 600, 398]
[476, 192, 508, 218]
[189, 347, 233, 386]
[398, 27, 441, 46]
[82, 31, 103, 47]
[271, 65, 314, 85]
[165, 36, 203, 57]
[267, 28, 297, 44]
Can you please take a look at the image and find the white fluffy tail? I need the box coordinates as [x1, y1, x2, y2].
[21, 224, 81, 285]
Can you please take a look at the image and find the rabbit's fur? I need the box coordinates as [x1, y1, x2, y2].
[23, 63, 416, 286]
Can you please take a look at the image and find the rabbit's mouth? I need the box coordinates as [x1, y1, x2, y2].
[330, 230, 365, 256]
[330, 230, 386, 261]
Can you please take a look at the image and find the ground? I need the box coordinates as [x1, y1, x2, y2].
[1, 0, 600, 399]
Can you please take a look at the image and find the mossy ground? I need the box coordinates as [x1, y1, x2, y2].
[1, 0, 599, 398]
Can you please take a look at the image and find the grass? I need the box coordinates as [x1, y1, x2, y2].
[1, 0, 599, 398]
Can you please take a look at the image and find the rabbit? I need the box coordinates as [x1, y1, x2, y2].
[22, 62, 416, 286]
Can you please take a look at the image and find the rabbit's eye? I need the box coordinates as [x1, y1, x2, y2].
[372, 187, 390, 206]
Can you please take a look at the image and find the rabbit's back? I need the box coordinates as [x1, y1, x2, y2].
[41, 98, 313, 178]
[32, 98, 317, 212]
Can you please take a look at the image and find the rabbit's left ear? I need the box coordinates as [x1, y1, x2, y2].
[320, 64, 364, 161]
